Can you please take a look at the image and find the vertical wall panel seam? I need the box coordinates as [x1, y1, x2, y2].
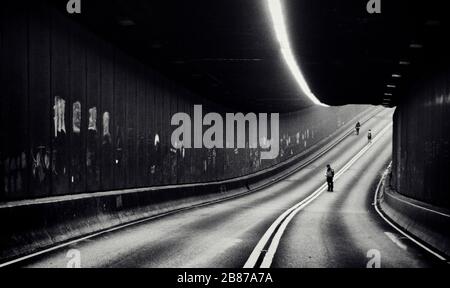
[26, 6, 31, 198]
[48, 8, 53, 197]
[99, 42, 103, 190]
[110, 47, 114, 190]
[84, 34, 88, 194]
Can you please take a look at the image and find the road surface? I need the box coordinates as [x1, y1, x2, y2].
[10, 108, 443, 268]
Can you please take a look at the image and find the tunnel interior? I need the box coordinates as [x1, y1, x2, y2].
[0, 0, 450, 264]
[1, 0, 449, 206]
[3, 0, 449, 205]
[0, 1, 371, 201]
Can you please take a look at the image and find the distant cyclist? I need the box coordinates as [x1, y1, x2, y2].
[326, 164, 335, 192]
[368, 129, 372, 143]
[355, 121, 361, 135]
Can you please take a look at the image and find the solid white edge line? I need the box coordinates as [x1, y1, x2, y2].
[373, 163, 448, 262]
[0, 186, 263, 268]
[0, 212, 166, 268]
[245, 123, 392, 268]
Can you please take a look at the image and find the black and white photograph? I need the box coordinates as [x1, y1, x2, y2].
[0, 0, 449, 278]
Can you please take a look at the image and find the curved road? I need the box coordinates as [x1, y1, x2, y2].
[13, 108, 443, 268]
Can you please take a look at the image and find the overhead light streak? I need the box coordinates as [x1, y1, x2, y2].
[267, 0, 327, 107]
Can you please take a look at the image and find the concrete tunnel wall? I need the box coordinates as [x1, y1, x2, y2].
[384, 65, 450, 255]
[0, 1, 370, 202]
[391, 66, 450, 209]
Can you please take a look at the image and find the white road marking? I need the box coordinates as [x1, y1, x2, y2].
[384, 232, 407, 250]
[244, 123, 393, 268]
[373, 164, 448, 262]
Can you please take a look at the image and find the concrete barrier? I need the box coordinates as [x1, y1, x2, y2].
[378, 170, 450, 258]
[0, 106, 382, 263]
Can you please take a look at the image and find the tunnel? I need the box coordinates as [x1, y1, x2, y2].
[0, 0, 449, 269]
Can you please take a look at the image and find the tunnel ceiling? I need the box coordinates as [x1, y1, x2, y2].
[49, 0, 448, 112]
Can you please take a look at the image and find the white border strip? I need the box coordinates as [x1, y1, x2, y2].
[0, 210, 175, 268]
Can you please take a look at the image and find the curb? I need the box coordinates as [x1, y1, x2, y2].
[374, 164, 450, 261]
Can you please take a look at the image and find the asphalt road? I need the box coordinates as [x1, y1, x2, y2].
[15, 108, 442, 268]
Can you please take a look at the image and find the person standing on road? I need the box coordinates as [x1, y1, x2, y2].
[326, 164, 335, 192]
[355, 121, 361, 135]
[368, 129, 372, 143]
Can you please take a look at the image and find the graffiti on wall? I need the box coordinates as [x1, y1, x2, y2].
[32, 146, 50, 183]
[88, 107, 97, 132]
[54, 96, 66, 137]
[102, 112, 110, 137]
[72, 101, 81, 134]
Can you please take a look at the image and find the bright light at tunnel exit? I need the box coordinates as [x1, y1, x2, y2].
[267, 0, 328, 107]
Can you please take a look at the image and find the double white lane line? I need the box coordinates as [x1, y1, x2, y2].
[244, 123, 393, 268]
